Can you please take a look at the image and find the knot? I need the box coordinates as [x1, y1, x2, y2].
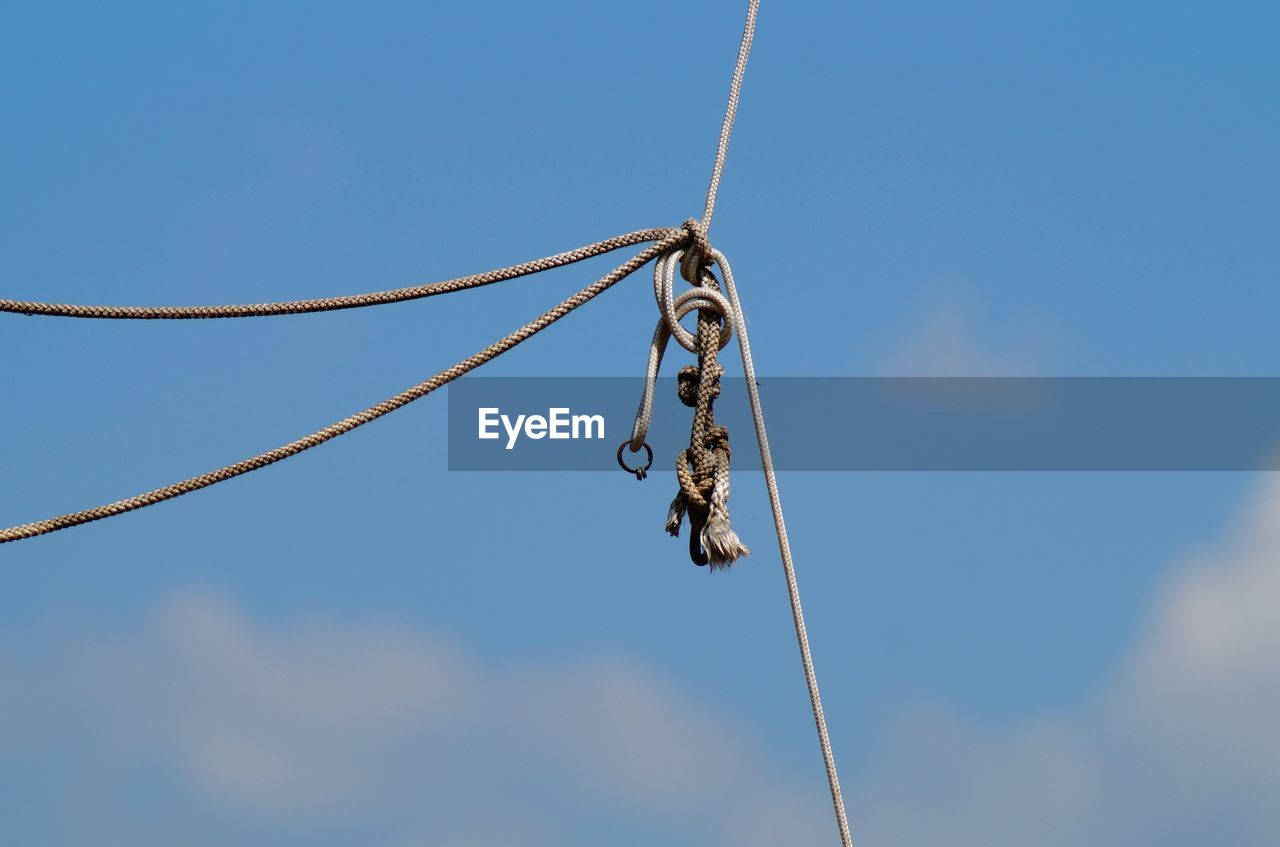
[706, 423, 730, 459]
[680, 218, 713, 285]
[650, 245, 734, 356]
[676, 364, 722, 407]
[674, 449, 713, 512]
[677, 366, 700, 407]
[663, 244, 745, 568]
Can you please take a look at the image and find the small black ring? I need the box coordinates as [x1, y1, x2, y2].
[617, 441, 654, 480]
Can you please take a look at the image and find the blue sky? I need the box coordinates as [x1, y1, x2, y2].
[2, 1, 1279, 844]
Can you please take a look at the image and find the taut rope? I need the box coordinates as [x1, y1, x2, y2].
[701, 0, 760, 233]
[0, 228, 676, 320]
[0, 231, 684, 544]
[717, 248, 854, 847]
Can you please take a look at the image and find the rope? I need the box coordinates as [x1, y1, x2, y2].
[630, 222, 747, 568]
[631, 234, 853, 843]
[0, 228, 676, 319]
[701, 0, 760, 233]
[650, 6, 852, 838]
[669, 267, 746, 568]
[0, 231, 687, 544]
[627, 250, 733, 453]
[714, 248, 855, 847]
[629, 0, 762, 566]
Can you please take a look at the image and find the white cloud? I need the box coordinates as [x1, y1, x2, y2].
[70, 593, 473, 816]
[400, 818, 555, 847]
[29, 589, 827, 846]
[875, 300, 1050, 376]
[851, 473, 1280, 846]
[12, 476, 1280, 844]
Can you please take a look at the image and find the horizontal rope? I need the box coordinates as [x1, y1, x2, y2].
[0, 230, 687, 544]
[0, 228, 677, 320]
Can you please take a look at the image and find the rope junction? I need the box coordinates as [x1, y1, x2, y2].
[0, 229, 684, 543]
[2, 2, 854, 845]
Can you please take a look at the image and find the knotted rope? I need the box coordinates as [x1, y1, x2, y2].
[630, 220, 748, 568]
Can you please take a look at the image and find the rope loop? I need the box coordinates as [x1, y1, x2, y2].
[655, 250, 733, 354]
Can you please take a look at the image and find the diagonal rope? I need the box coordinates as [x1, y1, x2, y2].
[714, 248, 854, 847]
[0, 231, 687, 544]
[700, 0, 760, 233]
[0, 228, 676, 320]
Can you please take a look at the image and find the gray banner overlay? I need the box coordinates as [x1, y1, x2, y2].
[447, 377, 1280, 471]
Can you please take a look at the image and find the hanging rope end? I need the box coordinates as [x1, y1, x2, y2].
[664, 492, 687, 537]
[701, 520, 749, 569]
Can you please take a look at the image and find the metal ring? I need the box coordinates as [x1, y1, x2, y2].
[616, 440, 653, 480]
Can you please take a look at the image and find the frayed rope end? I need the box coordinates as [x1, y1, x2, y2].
[701, 518, 750, 569]
[665, 492, 687, 537]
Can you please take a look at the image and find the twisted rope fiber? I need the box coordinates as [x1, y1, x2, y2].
[0, 229, 675, 319]
[0, 232, 685, 544]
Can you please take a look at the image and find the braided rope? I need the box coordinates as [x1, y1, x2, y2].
[673, 230, 747, 568]
[714, 248, 854, 847]
[685, 17, 855, 837]
[632, 238, 854, 844]
[0, 228, 676, 320]
[0, 231, 687, 544]
[701, 0, 760, 233]
[628, 247, 732, 450]
[627, 233, 746, 568]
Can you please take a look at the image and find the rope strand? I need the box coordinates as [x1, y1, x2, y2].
[656, 5, 853, 838]
[714, 248, 854, 847]
[0, 232, 686, 544]
[0, 228, 676, 320]
[701, 0, 760, 233]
